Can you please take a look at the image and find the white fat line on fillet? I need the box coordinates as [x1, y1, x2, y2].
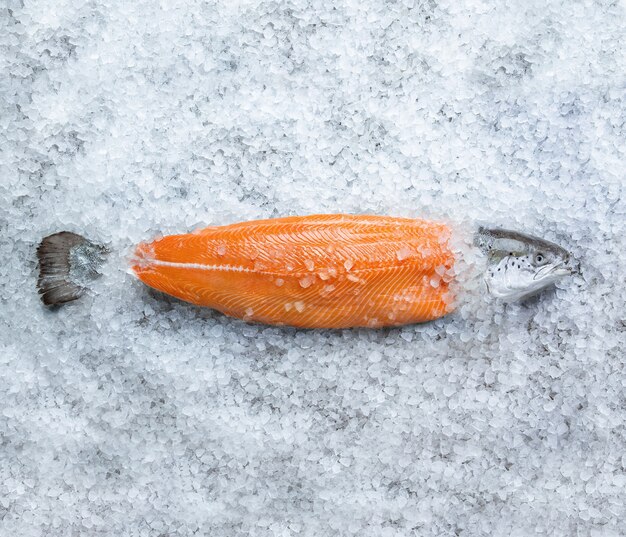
[145, 260, 257, 273]
[142, 258, 442, 277]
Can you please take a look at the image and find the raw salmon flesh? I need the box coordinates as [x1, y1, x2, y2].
[131, 214, 455, 328]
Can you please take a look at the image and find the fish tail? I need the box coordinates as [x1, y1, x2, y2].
[36, 232, 109, 307]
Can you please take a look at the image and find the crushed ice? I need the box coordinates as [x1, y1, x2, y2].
[2, 0, 625, 535]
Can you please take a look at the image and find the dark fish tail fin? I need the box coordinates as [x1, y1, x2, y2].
[37, 232, 109, 307]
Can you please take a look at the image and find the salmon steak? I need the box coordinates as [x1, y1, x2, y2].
[130, 214, 456, 328]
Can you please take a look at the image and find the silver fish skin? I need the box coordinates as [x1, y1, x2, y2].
[474, 227, 575, 302]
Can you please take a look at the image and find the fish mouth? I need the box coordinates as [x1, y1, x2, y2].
[533, 262, 574, 281]
[551, 267, 574, 277]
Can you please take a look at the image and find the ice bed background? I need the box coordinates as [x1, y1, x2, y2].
[2, 0, 626, 535]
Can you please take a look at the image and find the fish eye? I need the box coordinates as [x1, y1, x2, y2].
[534, 253, 546, 264]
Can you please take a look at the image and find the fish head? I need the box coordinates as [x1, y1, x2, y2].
[474, 227, 575, 302]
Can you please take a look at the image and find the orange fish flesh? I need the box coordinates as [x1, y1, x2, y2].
[131, 214, 455, 328]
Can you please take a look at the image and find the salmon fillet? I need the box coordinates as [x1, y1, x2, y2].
[131, 214, 455, 328]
